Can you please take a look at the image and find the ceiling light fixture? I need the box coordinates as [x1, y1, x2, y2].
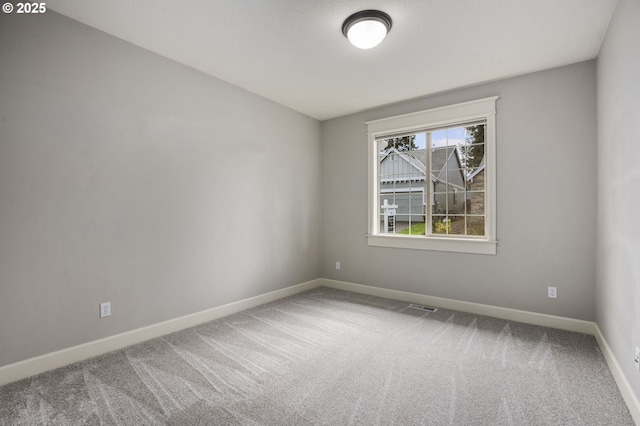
[342, 10, 392, 50]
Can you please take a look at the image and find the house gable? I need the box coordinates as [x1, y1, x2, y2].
[379, 147, 426, 184]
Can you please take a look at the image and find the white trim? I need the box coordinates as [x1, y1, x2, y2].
[319, 279, 595, 334]
[366, 97, 500, 135]
[368, 234, 497, 255]
[0, 279, 321, 387]
[484, 110, 497, 241]
[593, 324, 640, 424]
[367, 97, 498, 254]
[368, 128, 378, 234]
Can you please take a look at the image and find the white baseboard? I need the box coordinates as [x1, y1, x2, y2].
[593, 324, 640, 424]
[320, 278, 596, 334]
[0, 279, 321, 387]
[320, 278, 640, 422]
[3, 276, 638, 424]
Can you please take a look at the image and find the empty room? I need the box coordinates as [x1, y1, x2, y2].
[1, 0, 639, 424]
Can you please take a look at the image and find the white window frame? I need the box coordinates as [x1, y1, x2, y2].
[366, 97, 498, 255]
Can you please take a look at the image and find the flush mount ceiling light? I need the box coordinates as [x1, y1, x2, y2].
[342, 10, 392, 49]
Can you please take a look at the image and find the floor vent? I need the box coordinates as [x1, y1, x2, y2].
[408, 304, 438, 312]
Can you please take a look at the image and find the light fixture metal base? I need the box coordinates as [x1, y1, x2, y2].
[342, 10, 392, 49]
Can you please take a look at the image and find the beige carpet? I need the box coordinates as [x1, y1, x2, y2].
[0, 287, 633, 425]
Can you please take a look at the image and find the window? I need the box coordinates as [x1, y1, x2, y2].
[366, 97, 497, 255]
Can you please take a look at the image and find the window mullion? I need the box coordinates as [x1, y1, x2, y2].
[369, 134, 379, 235]
[425, 132, 433, 236]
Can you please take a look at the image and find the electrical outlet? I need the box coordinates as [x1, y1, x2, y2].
[100, 302, 111, 318]
[635, 347, 639, 371]
[548, 287, 557, 299]
[336, 261, 341, 270]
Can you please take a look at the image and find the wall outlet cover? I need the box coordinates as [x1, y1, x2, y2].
[100, 302, 111, 318]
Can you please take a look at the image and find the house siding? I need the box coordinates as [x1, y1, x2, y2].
[468, 169, 485, 215]
[380, 183, 425, 223]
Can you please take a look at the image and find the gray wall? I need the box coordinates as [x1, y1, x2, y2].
[596, 0, 640, 402]
[322, 61, 597, 321]
[0, 12, 321, 367]
[1, 7, 625, 383]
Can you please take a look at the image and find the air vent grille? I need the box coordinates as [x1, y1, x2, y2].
[408, 304, 438, 312]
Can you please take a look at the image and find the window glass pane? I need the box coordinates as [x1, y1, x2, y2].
[410, 193, 423, 215]
[380, 196, 397, 215]
[414, 133, 427, 150]
[384, 217, 396, 233]
[461, 143, 484, 170]
[464, 124, 485, 145]
[380, 151, 397, 179]
[458, 145, 471, 164]
[432, 216, 449, 234]
[430, 129, 447, 148]
[448, 216, 466, 235]
[445, 168, 466, 189]
[381, 135, 418, 152]
[431, 127, 465, 148]
[445, 190, 465, 215]
[430, 146, 453, 175]
[433, 186, 452, 217]
[461, 123, 485, 170]
[467, 165, 485, 186]
[395, 193, 411, 221]
[398, 217, 426, 235]
[467, 216, 485, 236]
[413, 212, 426, 223]
[378, 132, 428, 235]
[377, 139, 388, 155]
[432, 193, 447, 214]
[467, 191, 485, 215]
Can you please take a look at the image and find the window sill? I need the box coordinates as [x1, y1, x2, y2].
[367, 234, 497, 255]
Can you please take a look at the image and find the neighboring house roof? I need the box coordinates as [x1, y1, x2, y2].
[379, 147, 425, 184]
[402, 151, 427, 175]
[430, 146, 462, 184]
[379, 146, 452, 177]
[467, 157, 485, 181]
[379, 146, 466, 190]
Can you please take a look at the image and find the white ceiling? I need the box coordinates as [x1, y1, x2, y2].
[47, 0, 617, 121]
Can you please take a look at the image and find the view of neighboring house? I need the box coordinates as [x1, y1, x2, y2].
[466, 158, 485, 215]
[379, 146, 467, 223]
